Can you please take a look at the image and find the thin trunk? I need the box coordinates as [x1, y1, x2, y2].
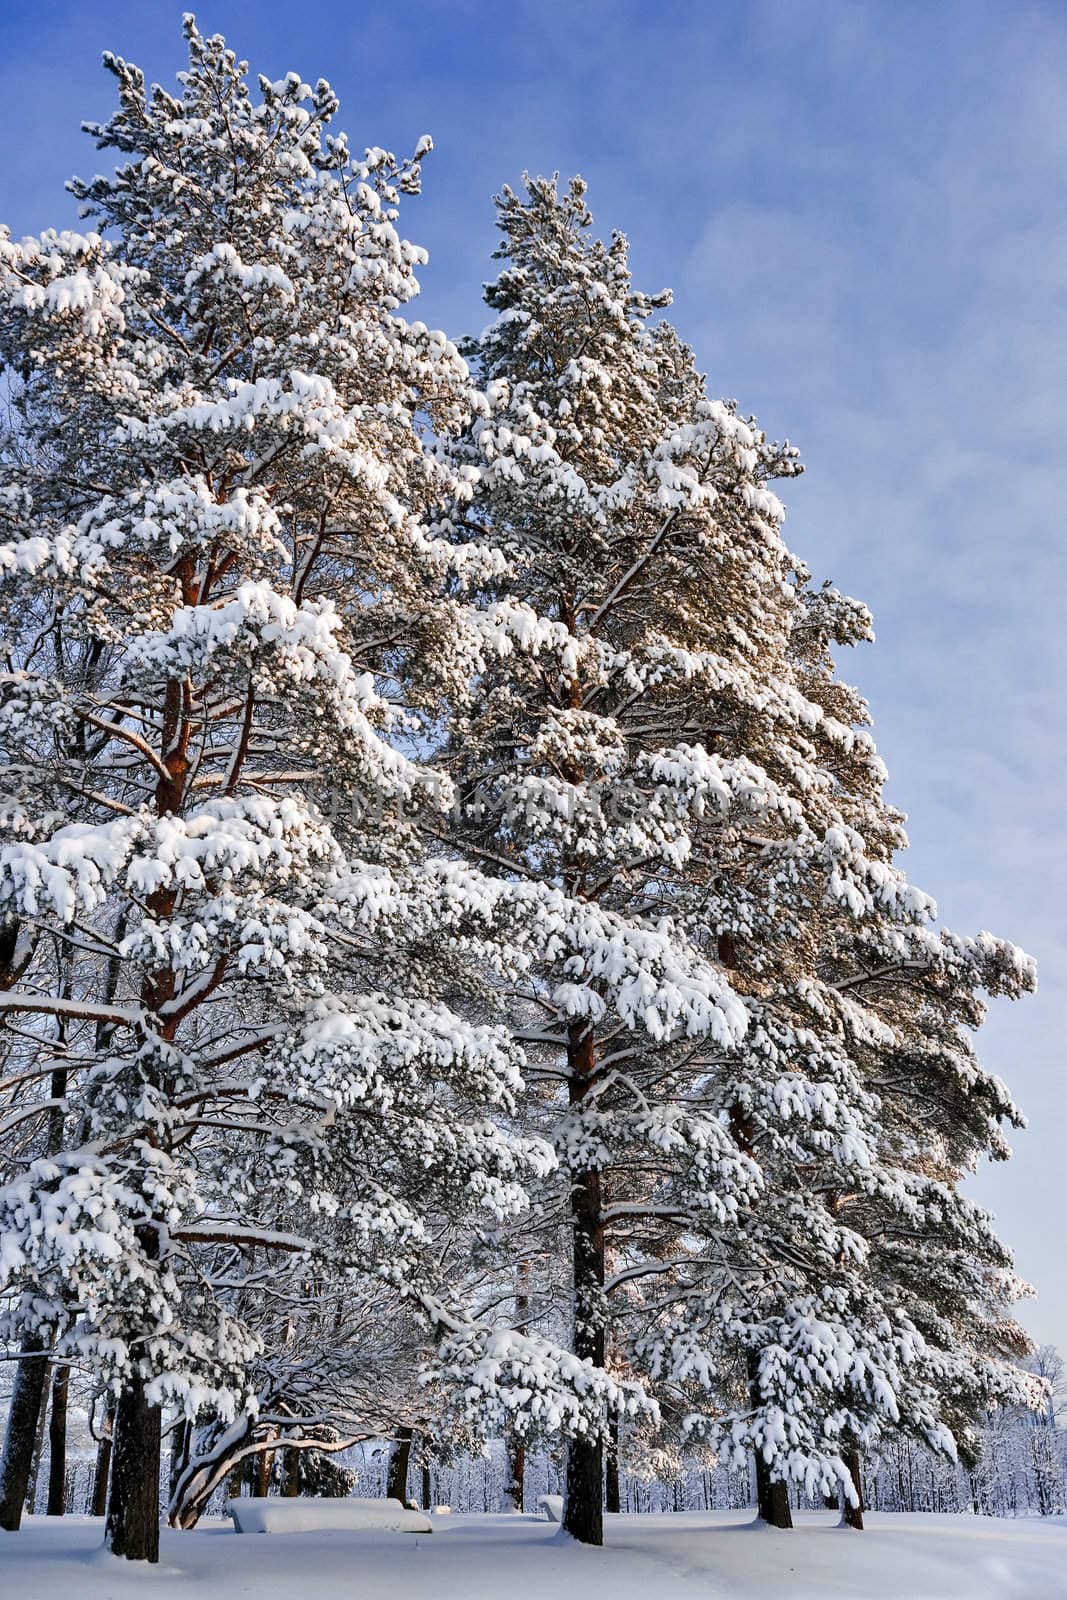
[169, 1417, 191, 1507]
[896, 1444, 907, 1514]
[3, 1061, 67, 1532]
[841, 1446, 864, 1530]
[387, 1428, 413, 1504]
[504, 1259, 530, 1513]
[605, 1414, 621, 1514]
[254, 1437, 274, 1498]
[421, 1457, 432, 1512]
[45, 1365, 69, 1516]
[24, 1359, 50, 1514]
[504, 1436, 525, 1512]
[0, 1334, 49, 1530]
[0, 919, 47, 1528]
[282, 1448, 301, 1497]
[105, 1366, 162, 1562]
[563, 1023, 605, 1546]
[91, 1407, 115, 1520]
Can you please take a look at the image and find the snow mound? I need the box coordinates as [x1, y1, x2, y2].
[227, 1496, 433, 1534]
[538, 1494, 564, 1523]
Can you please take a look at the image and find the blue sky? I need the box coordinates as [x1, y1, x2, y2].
[2, 0, 1065, 1353]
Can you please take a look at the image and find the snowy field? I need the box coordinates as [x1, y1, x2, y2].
[3, 1510, 1066, 1600]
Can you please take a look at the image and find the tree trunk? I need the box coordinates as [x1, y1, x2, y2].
[387, 1428, 413, 1504]
[421, 1457, 432, 1512]
[726, 981, 790, 1540]
[100, 664, 188, 1565]
[605, 1414, 621, 1514]
[254, 1436, 274, 1498]
[0, 1334, 49, 1530]
[563, 1024, 605, 1546]
[43, 1068, 69, 1511]
[745, 1349, 791, 1529]
[105, 1368, 162, 1562]
[504, 1257, 529, 1513]
[168, 1417, 191, 1507]
[24, 1361, 51, 1515]
[841, 1446, 864, 1530]
[281, 1448, 301, 1497]
[45, 1366, 69, 1516]
[753, 1451, 793, 1528]
[504, 1436, 525, 1512]
[92, 1420, 114, 1519]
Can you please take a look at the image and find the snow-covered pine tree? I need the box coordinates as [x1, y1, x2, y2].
[431, 174, 1036, 1540]
[0, 23, 562, 1562]
[783, 658, 1044, 1517]
[631, 571, 1039, 1529]
[428, 174, 810, 1542]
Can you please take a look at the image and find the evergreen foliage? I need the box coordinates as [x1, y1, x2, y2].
[0, 20, 1041, 1561]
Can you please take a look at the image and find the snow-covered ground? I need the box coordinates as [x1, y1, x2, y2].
[2, 1509, 1065, 1600]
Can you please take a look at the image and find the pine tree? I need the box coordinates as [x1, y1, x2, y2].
[0, 24, 552, 1561]
[632, 545, 1038, 1523]
[431, 174, 817, 1540]
[432, 174, 1036, 1537]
